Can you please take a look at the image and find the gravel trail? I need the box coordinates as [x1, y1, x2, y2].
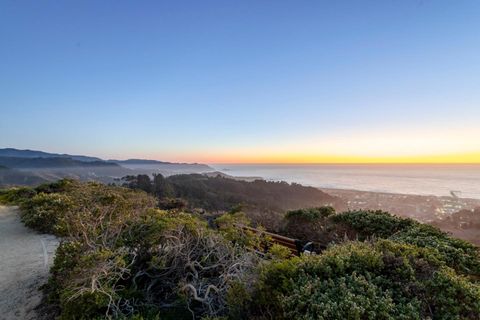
[0, 206, 58, 320]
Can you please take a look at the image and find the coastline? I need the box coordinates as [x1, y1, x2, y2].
[205, 169, 480, 220]
[211, 163, 480, 200]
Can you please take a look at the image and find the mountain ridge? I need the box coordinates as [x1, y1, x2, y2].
[0, 148, 210, 167]
[0, 148, 213, 187]
[0, 156, 120, 169]
[0, 148, 102, 162]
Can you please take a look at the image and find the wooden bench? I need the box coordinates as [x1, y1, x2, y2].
[236, 224, 304, 255]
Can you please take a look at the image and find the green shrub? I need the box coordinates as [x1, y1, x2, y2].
[215, 212, 266, 250]
[0, 186, 37, 204]
[247, 240, 480, 319]
[245, 257, 301, 318]
[391, 224, 480, 277]
[57, 248, 132, 319]
[118, 210, 259, 318]
[47, 240, 83, 302]
[424, 267, 480, 319]
[35, 179, 75, 194]
[329, 210, 480, 278]
[285, 272, 419, 320]
[331, 210, 416, 239]
[282, 206, 341, 248]
[285, 206, 336, 220]
[267, 243, 292, 260]
[42, 198, 257, 319]
[19, 192, 74, 234]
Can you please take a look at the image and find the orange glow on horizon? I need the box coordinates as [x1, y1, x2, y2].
[125, 125, 480, 164]
[147, 151, 480, 164]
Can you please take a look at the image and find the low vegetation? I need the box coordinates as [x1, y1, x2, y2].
[1, 179, 479, 319]
[247, 240, 480, 319]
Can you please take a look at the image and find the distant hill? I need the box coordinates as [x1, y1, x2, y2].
[167, 174, 344, 212]
[0, 156, 120, 169]
[0, 148, 102, 162]
[122, 172, 346, 230]
[110, 159, 212, 173]
[110, 159, 170, 165]
[0, 148, 212, 172]
[123, 173, 345, 214]
[0, 148, 213, 187]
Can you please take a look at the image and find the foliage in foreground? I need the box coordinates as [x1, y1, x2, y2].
[332, 210, 480, 277]
[282, 208, 480, 278]
[2, 180, 480, 319]
[1, 180, 260, 319]
[246, 240, 480, 320]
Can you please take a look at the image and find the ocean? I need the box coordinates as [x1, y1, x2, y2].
[209, 164, 480, 200]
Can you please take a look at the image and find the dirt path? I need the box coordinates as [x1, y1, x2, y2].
[0, 206, 58, 320]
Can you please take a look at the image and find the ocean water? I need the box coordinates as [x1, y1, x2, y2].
[210, 164, 480, 200]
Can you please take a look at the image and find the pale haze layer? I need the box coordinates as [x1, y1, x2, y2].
[1, 1, 479, 163]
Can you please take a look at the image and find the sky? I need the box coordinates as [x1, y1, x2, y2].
[1, 0, 480, 163]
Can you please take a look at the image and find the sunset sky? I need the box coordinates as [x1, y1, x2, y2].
[1, 1, 479, 163]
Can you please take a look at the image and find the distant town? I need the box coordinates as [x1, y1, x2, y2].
[321, 188, 480, 223]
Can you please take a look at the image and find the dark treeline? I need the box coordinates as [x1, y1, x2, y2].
[121, 173, 346, 213]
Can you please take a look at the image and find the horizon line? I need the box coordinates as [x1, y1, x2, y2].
[3, 147, 480, 165]
[208, 162, 480, 165]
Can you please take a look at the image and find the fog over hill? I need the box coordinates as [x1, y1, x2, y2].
[0, 167, 47, 186]
[0, 156, 119, 169]
[0, 148, 213, 187]
[109, 158, 211, 172]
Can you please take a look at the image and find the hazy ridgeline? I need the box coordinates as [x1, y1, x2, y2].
[0, 148, 212, 187]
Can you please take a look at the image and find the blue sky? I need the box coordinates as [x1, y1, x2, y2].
[1, 1, 479, 162]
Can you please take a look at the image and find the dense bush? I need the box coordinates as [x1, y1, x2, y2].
[281, 206, 343, 249]
[20, 192, 74, 234]
[246, 240, 480, 320]
[332, 210, 480, 278]
[48, 210, 259, 319]
[7, 180, 259, 319]
[330, 210, 416, 239]
[390, 224, 480, 277]
[35, 179, 75, 194]
[215, 212, 268, 250]
[0, 186, 37, 204]
[285, 206, 336, 220]
[16, 180, 155, 237]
